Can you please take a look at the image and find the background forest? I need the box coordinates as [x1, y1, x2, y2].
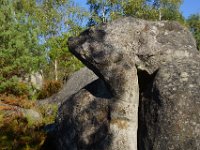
[0, 0, 200, 149]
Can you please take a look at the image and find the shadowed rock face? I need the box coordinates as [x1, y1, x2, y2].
[51, 17, 200, 150]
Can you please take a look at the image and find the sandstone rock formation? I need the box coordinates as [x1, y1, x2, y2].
[51, 17, 200, 150]
[38, 67, 97, 106]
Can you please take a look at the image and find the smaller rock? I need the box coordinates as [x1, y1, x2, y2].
[0, 101, 42, 124]
[21, 108, 42, 124]
[37, 67, 97, 106]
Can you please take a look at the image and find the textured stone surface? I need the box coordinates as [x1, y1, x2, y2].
[68, 18, 140, 150]
[55, 79, 112, 150]
[138, 59, 200, 150]
[37, 67, 97, 106]
[51, 17, 200, 150]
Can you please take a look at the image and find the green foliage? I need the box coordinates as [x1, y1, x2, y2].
[0, 0, 45, 74]
[0, 95, 58, 150]
[123, 0, 183, 21]
[0, 0, 85, 150]
[36, 1, 87, 81]
[87, 0, 184, 25]
[123, 0, 148, 18]
[0, 0, 86, 98]
[37, 80, 62, 99]
[0, 114, 46, 150]
[187, 14, 200, 50]
[87, 0, 124, 26]
[44, 33, 84, 80]
[0, 0, 46, 98]
[38, 104, 58, 125]
[0, 76, 32, 97]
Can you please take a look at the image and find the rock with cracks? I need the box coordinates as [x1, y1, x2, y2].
[52, 17, 200, 150]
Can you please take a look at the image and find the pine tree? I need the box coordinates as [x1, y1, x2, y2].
[187, 14, 200, 50]
[0, 0, 45, 95]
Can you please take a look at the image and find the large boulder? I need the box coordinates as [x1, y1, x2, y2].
[38, 67, 97, 106]
[52, 17, 200, 150]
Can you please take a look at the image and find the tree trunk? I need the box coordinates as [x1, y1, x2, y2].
[54, 59, 58, 81]
[102, 0, 106, 23]
[159, 9, 162, 21]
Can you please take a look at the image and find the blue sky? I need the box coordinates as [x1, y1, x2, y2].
[76, 0, 200, 19]
[180, 0, 200, 18]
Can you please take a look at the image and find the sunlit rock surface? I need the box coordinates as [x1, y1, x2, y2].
[45, 17, 200, 150]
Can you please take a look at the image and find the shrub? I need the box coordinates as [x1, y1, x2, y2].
[0, 94, 34, 109]
[37, 80, 62, 99]
[0, 76, 31, 97]
[0, 113, 46, 150]
[0, 97, 58, 150]
[14, 82, 30, 96]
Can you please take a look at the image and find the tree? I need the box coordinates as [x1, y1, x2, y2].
[152, 0, 183, 21]
[123, 0, 151, 19]
[187, 14, 200, 50]
[87, 0, 184, 26]
[37, 0, 87, 80]
[44, 33, 83, 81]
[0, 0, 45, 95]
[87, 0, 124, 26]
[122, 0, 183, 21]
